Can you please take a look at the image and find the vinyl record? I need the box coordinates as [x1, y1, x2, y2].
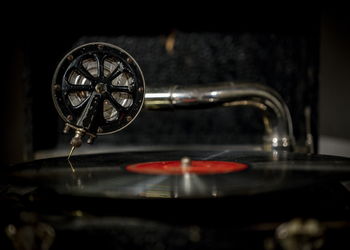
[2, 150, 350, 199]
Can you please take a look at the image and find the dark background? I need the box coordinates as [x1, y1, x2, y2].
[1, 4, 349, 165]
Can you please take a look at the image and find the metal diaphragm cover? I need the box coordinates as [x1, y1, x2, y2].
[52, 42, 145, 146]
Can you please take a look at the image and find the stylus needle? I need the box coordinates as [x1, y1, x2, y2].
[68, 146, 75, 160]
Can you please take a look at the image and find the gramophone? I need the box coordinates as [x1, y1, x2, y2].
[1, 38, 350, 250]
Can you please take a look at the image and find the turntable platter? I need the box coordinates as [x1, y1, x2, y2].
[3, 150, 350, 199]
[2, 150, 350, 250]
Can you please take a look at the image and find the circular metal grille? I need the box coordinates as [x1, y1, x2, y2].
[52, 42, 145, 135]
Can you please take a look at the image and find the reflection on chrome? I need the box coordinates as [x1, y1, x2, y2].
[145, 82, 295, 152]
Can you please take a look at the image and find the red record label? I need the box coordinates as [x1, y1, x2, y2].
[126, 160, 248, 175]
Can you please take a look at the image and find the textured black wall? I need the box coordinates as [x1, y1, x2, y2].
[320, 8, 350, 140]
[0, 5, 321, 164]
[70, 32, 319, 149]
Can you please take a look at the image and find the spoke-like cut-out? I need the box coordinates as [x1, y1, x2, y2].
[67, 69, 92, 106]
[68, 91, 91, 107]
[112, 72, 134, 90]
[68, 71, 92, 85]
[104, 58, 122, 77]
[103, 99, 119, 121]
[112, 92, 133, 108]
[82, 58, 99, 77]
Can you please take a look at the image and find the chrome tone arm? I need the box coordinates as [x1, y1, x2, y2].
[145, 82, 295, 151]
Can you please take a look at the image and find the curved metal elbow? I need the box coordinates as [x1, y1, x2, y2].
[144, 82, 295, 152]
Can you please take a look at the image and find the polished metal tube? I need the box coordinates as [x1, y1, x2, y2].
[145, 82, 295, 151]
